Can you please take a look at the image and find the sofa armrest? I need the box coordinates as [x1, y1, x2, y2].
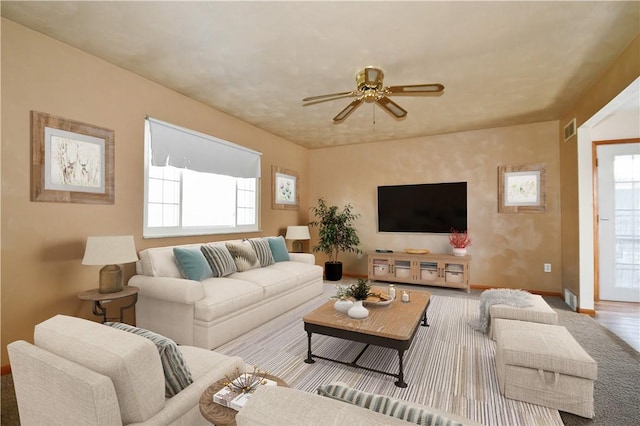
[237, 386, 411, 426]
[288, 252, 315, 264]
[128, 275, 204, 304]
[8, 340, 122, 426]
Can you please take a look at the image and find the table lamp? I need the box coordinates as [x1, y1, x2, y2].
[82, 235, 138, 294]
[285, 225, 310, 253]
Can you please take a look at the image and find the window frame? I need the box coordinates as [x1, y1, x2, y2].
[143, 118, 261, 238]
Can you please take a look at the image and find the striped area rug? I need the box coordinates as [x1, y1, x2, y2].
[216, 286, 563, 426]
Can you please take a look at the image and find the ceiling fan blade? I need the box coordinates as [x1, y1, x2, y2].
[302, 91, 355, 102]
[302, 92, 357, 106]
[386, 84, 444, 94]
[333, 98, 363, 123]
[376, 96, 407, 118]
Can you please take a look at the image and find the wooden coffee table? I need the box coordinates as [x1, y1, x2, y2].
[199, 374, 288, 425]
[303, 287, 430, 388]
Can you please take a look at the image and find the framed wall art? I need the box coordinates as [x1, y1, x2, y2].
[31, 111, 114, 204]
[498, 163, 546, 213]
[271, 165, 299, 210]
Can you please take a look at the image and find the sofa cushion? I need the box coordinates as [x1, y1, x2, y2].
[201, 244, 238, 277]
[229, 267, 298, 299]
[317, 382, 463, 426]
[105, 322, 194, 397]
[267, 236, 290, 262]
[195, 278, 264, 322]
[34, 315, 165, 424]
[266, 261, 323, 286]
[248, 238, 275, 267]
[226, 241, 260, 272]
[173, 246, 213, 281]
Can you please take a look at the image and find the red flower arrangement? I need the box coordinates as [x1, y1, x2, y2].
[449, 228, 472, 248]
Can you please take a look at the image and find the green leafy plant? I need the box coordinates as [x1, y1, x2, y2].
[309, 198, 361, 263]
[332, 285, 351, 300]
[347, 278, 372, 301]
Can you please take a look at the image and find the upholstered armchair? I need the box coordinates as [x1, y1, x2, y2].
[8, 315, 246, 425]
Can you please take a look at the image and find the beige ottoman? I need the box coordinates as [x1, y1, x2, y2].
[489, 294, 557, 339]
[493, 319, 597, 418]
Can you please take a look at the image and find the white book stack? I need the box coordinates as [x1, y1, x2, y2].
[213, 374, 277, 411]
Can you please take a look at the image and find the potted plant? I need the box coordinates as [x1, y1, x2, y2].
[449, 228, 472, 256]
[345, 278, 371, 319]
[309, 198, 362, 281]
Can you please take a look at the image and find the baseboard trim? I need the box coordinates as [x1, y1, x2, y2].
[1, 364, 11, 376]
[578, 308, 597, 317]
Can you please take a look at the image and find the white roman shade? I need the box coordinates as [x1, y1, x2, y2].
[146, 117, 261, 178]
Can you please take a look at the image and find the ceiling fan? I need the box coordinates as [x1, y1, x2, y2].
[302, 66, 444, 123]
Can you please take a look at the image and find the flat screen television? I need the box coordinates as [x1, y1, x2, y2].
[377, 182, 467, 233]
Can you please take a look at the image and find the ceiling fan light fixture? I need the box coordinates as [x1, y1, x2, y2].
[364, 67, 383, 86]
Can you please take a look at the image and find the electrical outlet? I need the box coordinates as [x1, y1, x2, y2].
[544, 263, 552, 273]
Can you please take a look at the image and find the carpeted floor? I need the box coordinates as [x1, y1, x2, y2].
[2, 281, 638, 425]
[216, 285, 562, 425]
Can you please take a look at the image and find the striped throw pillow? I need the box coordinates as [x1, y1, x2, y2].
[317, 382, 463, 426]
[226, 241, 260, 272]
[201, 244, 237, 277]
[248, 238, 275, 267]
[105, 322, 193, 398]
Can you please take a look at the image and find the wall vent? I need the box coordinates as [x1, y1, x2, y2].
[563, 118, 576, 141]
[564, 288, 578, 311]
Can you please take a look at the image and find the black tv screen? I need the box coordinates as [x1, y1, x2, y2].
[377, 182, 467, 233]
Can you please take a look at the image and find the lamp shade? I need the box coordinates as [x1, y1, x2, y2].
[82, 235, 138, 266]
[285, 226, 310, 240]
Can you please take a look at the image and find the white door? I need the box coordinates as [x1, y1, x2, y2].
[597, 143, 640, 302]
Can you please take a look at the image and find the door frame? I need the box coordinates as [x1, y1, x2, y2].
[592, 137, 640, 301]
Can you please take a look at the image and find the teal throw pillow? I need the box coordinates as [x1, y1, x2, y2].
[248, 238, 275, 267]
[200, 244, 237, 277]
[105, 322, 193, 398]
[317, 382, 462, 426]
[268, 236, 290, 262]
[173, 246, 213, 281]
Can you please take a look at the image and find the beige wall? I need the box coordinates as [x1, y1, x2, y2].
[559, 33, 639, 306]
[1, 19, 310, 365]
[309, 121, 562, 292]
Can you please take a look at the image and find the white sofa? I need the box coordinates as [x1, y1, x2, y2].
[8, 315, 247, 426]
[236, 384, 483, 426]
[129, 238, 324, 350]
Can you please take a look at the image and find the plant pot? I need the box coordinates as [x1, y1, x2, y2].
[324, 262, 343, 281]
[347, 300, 369, 319]
[452, 247, 467, 256]
[334, 299, 353, 313]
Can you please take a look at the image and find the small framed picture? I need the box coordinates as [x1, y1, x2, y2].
[498, 163, 546, 213]
[272, 165, 299, 210]
[31, 111, 114, 204]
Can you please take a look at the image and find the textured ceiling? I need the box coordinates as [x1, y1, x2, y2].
[2, 1, 639, 149]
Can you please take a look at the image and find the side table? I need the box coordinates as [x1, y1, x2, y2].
[199, 374, 288, 426]
[77, 286, 139, 323]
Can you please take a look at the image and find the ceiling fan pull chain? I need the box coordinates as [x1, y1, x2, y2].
[373, 103, 376, 126]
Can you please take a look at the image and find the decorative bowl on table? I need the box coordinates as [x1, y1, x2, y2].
[404, 248, 430, 254]
[404, 249, 431, 254]
[364, 292, 394, 306]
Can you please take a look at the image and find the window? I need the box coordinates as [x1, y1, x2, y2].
[144, 117, 261, 238]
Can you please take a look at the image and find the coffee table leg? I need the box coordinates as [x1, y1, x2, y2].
[422, 309, 429, 327]
[304, 331, 315, 364]
[395, 350, 407, 388]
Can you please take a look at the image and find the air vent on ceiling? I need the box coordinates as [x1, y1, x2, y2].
[563, 118, 576, 141]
